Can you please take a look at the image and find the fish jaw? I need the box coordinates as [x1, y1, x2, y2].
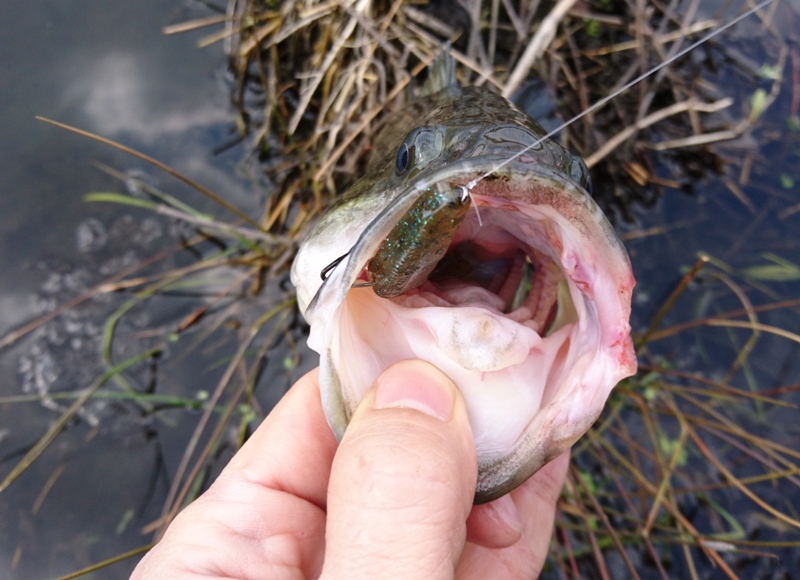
[291, 160, 636, 503]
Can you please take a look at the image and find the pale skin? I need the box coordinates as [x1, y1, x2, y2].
[131, 360, 569, 579]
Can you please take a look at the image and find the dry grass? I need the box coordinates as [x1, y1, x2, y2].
[208, 0, 789, 223]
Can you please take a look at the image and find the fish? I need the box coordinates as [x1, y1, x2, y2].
[290, 50, 636, 503]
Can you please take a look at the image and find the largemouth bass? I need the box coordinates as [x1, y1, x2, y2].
[291, 52, 636, 503]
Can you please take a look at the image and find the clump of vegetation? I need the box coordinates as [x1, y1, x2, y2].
[220, 0, 788, 223]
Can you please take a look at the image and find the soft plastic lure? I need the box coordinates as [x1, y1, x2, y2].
[367, 185, 471, 298]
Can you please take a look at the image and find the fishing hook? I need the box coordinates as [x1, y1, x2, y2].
[320, 251, 373, 287]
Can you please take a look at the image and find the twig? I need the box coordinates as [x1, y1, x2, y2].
[154, 205, 290, 246]
[636, 254, 709, 350]
[503, 0, 578, 97]
[36, 117, 265, 231]
[584, 98, 732, 168]
[287, 1, 367, 133]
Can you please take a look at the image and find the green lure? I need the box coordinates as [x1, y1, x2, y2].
[368, 186, 471, 298]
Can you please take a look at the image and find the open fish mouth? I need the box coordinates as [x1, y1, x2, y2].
[293, 155, 636, 503]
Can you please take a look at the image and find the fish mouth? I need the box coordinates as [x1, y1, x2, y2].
[382, 199, 574, 339]
[297, 159, 636, 502]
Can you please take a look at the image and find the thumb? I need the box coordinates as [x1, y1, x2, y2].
[322, 360, 477, 579]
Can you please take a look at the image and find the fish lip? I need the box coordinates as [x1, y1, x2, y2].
[297, 154, 636, 503]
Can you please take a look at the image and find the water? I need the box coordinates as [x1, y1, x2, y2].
[0, 2, 295, 578]
[0, 1, 798, 578]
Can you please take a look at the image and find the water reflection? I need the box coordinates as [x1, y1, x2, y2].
[71, 52, 229, 140]
[0, 1, 270, 578]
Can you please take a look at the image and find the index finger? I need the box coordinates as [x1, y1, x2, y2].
[223, 367, 338, 511]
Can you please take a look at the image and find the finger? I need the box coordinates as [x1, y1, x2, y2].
[457, 451, 570, 578]
[133, 371, 337, 580]
[464, 450, 570, 549]
[465, 494, 523, 549]
[222, 367, 337, 510]
[323, 360, 477, 579]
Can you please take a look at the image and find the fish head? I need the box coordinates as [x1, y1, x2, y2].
[291, 86, 636, 503]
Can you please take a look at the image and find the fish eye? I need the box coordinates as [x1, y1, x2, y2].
[569, 157, 592, 194]
[396, 128, 441, 175]
[396, 143, 410, 174]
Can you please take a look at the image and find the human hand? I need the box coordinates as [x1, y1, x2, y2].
[131, 360, 569, 579]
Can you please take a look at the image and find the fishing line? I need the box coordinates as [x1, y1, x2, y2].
[466, 0, 776, 192]
[459, 184, 483, 226]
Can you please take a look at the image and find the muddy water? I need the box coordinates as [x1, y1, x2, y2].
[0, 1, 798, 578]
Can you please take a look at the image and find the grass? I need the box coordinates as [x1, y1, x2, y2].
[1, 0, 799, 578]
